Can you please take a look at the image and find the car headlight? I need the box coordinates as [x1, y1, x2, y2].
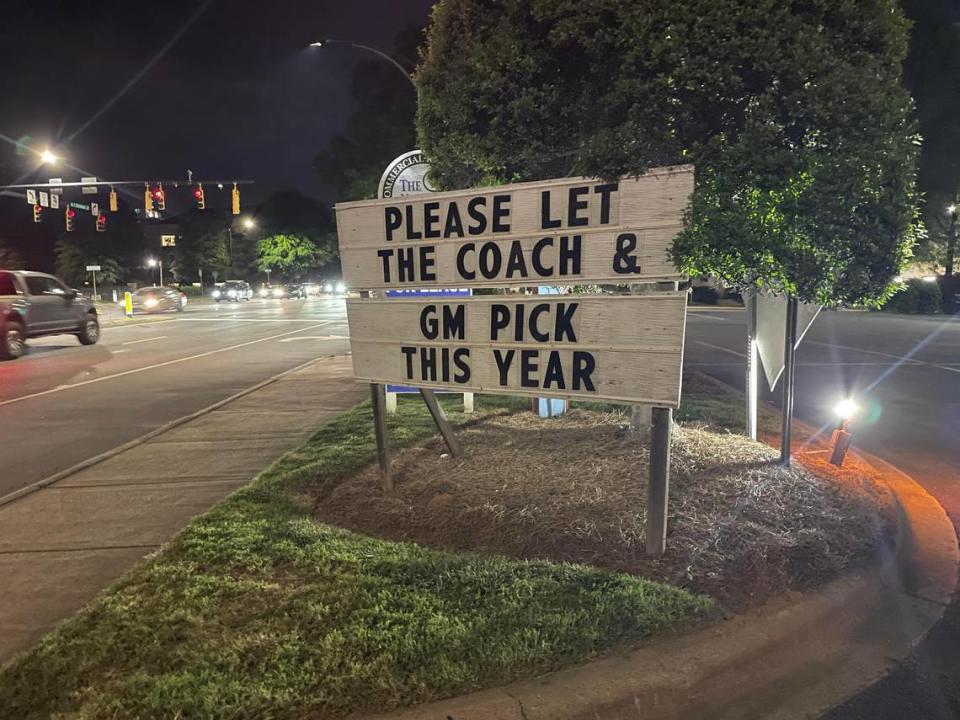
[323, 283, 333, 293]
[213, 290, 221, 298]
[259, 288, 268, 297]
[335, 282, 346, 293]
[144, 298, 159, 308]
[272, 288, 283, 297]
[227, 289, 237, 297]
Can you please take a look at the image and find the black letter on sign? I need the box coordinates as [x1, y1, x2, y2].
[543, 352, 566, 390]
[453, 348, 471, 383]
[385, 207, 402, 241]
[490, 304, 510, 340]
[520, 349, 539, 388]
[567, 186, 589, 226]
[420, 246, 437, 281]
[613, 232, 642, 274]
[443, 304, 465, 340]
[420, 305, 438, 339]
[467, 197, 487, 235]
[572, 351, 596, 391]
[493, 348, 515, 386]
[444, 204, 465, 238]
[541, 191, 561, 229]
[423, 201, 441, 238]
[457, 243, 476, 280]
[492, 194, 511, 232]
[529, 303, 549, 342]
[554, 303, 578, 342]
[559, 235, 582, 276]
[400, 346, 417, 380]
[405, 205, 422, 240]
[377, 249, 393, 283]
[594, 182, 618, 225]
[532, 237, 554, 276]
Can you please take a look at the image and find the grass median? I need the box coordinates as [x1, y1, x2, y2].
[0, 394, 713, 720]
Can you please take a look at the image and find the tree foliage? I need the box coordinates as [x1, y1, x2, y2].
[257, 234, 328, 277]
[416, 0, 919, 306]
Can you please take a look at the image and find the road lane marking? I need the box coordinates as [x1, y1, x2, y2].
[171, 317, 338, 323]
[278, 335, 349, 343]
[0, 322, 334, 409]
[806, 340, 924, 365]
[122, 335, 167, 346]
[695, 340, 746, 358]
[688, 313, 728, 321]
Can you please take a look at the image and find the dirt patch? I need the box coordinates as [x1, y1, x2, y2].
[313, 409, 896, 610]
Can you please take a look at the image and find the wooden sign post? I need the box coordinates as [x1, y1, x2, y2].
[335, 165, 693, 555]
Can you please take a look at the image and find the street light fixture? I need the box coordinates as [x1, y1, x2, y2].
[829, 398, 857, 467]
[309, 37, 416, 90]
[39, 149, 58, 164]
[242, 217, 256, 230]
[146, 257, 164, 286]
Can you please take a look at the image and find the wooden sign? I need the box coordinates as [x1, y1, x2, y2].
[347, 292, 686, 407]
[335, 165, 692, 290]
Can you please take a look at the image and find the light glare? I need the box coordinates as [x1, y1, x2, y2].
[833, 399, 857, 420]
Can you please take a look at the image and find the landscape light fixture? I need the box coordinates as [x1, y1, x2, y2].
[829, 398, 857, 467]
[948, 204, 957, 215]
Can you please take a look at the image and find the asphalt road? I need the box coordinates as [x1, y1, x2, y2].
[685, 308, 960, 719]
[0, 297, 350, 499]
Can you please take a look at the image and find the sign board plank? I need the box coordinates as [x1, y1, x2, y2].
[346, 293, 687, 407]
[335, 165, 692, 290]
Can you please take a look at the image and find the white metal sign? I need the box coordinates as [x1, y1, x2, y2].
[86, 265, 101, 272]
[336, 165, 692, 290]
[48, 177, 63, 194]
[90, 202, 99, 215]
[378, 150, 435, 199]
[38, 191, 49, 208]
[81, 177, 98, 194]
[50, 193, 60, 209]
[26, 189, 36, 205]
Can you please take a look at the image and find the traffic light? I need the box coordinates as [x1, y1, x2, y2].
[33, 204, 42, 223]
[193, 184, 205, 210]
[231, 183, 240, 215]
[152, 184, 166, 211]
[96, 214, 106, 233]
[109, 188, 118, 212]
[65, 208, 76, 232]
[144, 184, 154, 213]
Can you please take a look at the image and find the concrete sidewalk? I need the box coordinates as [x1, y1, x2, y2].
[0, 354, 365, 663]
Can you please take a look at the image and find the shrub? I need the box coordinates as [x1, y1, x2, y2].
[691, 286, 719, 305]
[882, 278, 941, 314]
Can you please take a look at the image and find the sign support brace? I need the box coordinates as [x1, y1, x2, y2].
[419, 389, 463, 457]
[370, 383, 393, 491]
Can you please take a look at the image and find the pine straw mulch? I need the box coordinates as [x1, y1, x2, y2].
[312, 409, 898, 611]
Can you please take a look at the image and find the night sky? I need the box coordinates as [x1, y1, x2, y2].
[0, 0, 435, 205]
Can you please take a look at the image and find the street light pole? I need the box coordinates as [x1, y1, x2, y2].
[309, 38, 415, 89]
[227, 227, 234, 277]
[947, 199, 958, 278]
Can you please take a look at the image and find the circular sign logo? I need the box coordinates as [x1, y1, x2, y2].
[378, 150, 436, 199]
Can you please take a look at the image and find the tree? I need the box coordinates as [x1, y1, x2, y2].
[257, 234, 329, 278]
[901, 0, 960, 276]
[416, 0, 919, 307]
[0, 241, 25, 269]
[313, 27, 422, 201]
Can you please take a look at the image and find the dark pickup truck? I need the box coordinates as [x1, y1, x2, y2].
[0, 270, 100, 360]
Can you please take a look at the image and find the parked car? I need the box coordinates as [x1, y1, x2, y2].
[213, 280, 253, 302]
[0, 270, 100, 360]
[130, 286, 186, 314]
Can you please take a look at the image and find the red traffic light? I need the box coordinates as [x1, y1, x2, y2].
[66, 209, 76, 218]
[98, 214, 106, 222]
[193, 188, 203, 199]
[152, 189, 164, 199]
[34, 204, 42, 212]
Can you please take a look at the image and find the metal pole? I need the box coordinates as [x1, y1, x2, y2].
[646, 407, 672, 556]
[159, 260, 164, 287]
[91, 270, 97, 302]
[745, 291, 759, 440]
[371, 382, 392, 491]
[227, 228, 233, 275]
[780, 296, 798, 466]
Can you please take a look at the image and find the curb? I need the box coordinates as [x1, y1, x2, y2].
[0, 353, 346, 509]
[365, 449, 958, 720]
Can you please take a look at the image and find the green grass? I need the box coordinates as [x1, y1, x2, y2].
[0, 394, 713, 720]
